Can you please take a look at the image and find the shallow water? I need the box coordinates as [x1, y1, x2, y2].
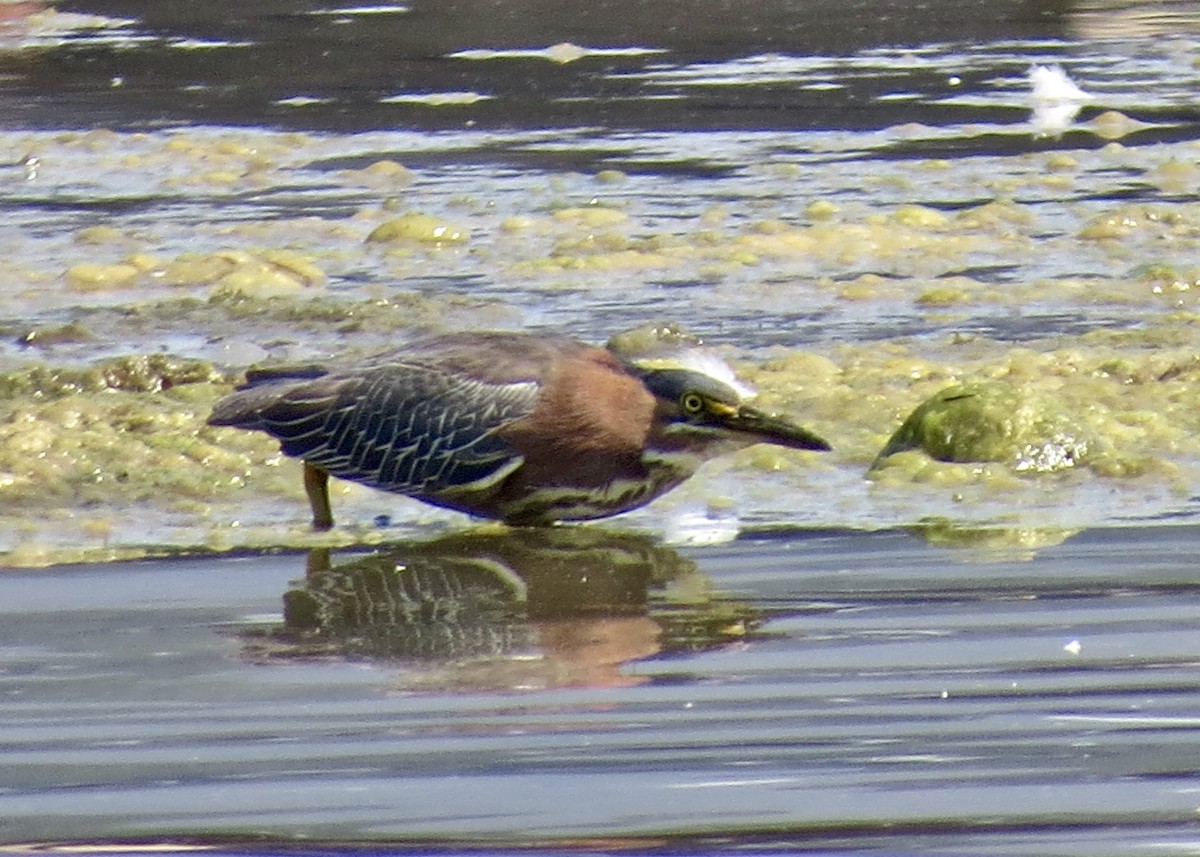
[4, 0, 1200, 853]
[3, 525, 1200, 854]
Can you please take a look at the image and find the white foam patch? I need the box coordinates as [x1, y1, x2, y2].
[663, 505, 741, 546]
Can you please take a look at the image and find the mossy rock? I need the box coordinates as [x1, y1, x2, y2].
[872, 381, 1092, 473]
[367, 212, 469, 243]
[0, 354, 222, 400]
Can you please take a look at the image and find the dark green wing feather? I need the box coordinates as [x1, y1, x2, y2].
[211, 357, 540, 496]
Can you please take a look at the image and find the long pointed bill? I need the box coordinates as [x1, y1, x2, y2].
[722, 404, 832, 451]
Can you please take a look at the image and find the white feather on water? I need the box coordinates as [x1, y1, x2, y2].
[1028, 63, 1094, 137]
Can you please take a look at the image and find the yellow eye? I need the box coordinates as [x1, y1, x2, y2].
[680, 392, 705, 414]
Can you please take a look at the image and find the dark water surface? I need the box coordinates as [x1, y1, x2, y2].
[3, 525, 1200, 855]
[4, 0, 1200, 854]
[0, 0, 1134, 133]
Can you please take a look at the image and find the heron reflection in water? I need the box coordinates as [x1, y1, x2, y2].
[239, 527, 762, 691]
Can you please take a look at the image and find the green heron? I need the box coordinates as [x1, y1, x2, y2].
[208, 330, 830, 529]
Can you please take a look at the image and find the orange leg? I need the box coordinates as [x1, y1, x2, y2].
[303, 462, 334, 530]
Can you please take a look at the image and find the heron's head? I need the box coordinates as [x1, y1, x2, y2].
[626, 345, 831, 457]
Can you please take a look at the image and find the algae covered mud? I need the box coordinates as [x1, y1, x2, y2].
[3, 1, 1200, 564]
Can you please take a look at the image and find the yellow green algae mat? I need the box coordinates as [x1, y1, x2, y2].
[4, 124, 1200, 564]
[4, 0, 1200, 567]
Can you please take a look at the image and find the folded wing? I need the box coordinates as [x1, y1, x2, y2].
[209, 357, 540, 497]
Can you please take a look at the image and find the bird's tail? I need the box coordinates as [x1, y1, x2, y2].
[208, 386, 284, 429]
[208, 363, 331, 429]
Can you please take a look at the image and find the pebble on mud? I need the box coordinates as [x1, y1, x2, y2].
[160, 249, 326, 295]
[366, 212, 469, 243]
[65, 262, 143, 291]
[18, 321, 97, 348]
[552, 206, 629, 228]
[339, 159, 416, 189]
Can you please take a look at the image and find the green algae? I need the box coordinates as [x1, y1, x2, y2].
[0, 353, 224, 399]
[8, 125, 1200, 563]
[122, 288, 503, 338]
[606, 321, 703, 359]
[910, 518, 1079, 557]
[4, 324, 1200, 566]
[367, 212, 470, 243]
[1, 361, 237, 507]
[16, 321, 97, 348]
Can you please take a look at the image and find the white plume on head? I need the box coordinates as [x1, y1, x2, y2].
[607, 322, 757, 399]
[671, 347, 757, 399]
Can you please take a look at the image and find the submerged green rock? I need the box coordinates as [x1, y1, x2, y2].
[910, 518, 1079, 557]
[872, 381, 1093, 473]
